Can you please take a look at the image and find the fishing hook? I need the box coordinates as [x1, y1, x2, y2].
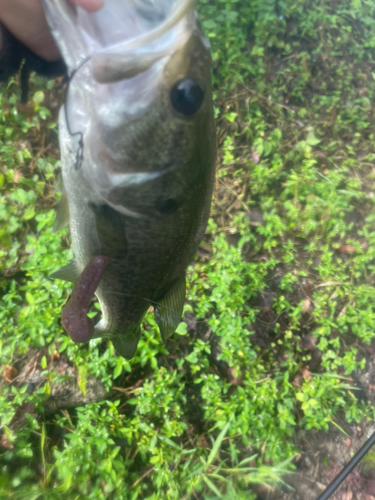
[64, 56, 91, 171]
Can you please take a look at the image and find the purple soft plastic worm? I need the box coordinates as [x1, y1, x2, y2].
[61, 255, 109, 343]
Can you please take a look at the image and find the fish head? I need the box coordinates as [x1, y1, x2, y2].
[43, 0, 216, 218]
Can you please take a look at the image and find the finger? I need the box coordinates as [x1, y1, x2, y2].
[69, 0, 104, 12]
[0, 0, 60, 60]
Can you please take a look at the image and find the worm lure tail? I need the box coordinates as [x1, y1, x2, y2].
[61, 255, 108, 343]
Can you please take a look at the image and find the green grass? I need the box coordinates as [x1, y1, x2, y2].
[2, 0, 375, 498]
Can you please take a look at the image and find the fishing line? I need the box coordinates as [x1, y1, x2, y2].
[64, 56, 91, 171]
[316, 429, 375, 500]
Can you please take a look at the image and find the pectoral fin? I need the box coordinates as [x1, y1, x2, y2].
[90, 203, 127, 260]
[50, 259, 80, 284]
[154, 277, 186, 341]
[55, 172, 63, 193]
[53, 189, 70, 232]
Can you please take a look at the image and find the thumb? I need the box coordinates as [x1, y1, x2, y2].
[69, 0, 104, 12]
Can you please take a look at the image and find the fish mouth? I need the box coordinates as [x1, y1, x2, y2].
[100, 0, 195, 52]
[90, 0, 196, 84]
[44, 0, 209, 218]
[43, 0, 197, 76]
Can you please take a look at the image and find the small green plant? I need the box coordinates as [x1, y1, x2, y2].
[2, 0, 375, 498]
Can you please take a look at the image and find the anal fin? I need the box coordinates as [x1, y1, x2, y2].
[154, 277, 186, 341]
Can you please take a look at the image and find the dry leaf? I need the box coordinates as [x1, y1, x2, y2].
[0, 402, 35, 450]
[198, 434, 209, 448]
[292, 374, 302, 387]
[9, 402, 35, 430]
[256, 256, 268, 262]
[51, 350, 60, 361]
[302, 367, 311, 381]
[363, 470, 375, 495]
[304, 280, 313, 298]
[315, 281, 344, 288]
[302, 299, 311, 313]
[0, 434, 14, 450]
[338, 244, 356, 254]
[252, 149, 260, 164]
[341, 492, 353, 500]
[227, 367, 244, 386]
[345, 438, 351, 448]
[300, 335, 317, 351]
[1, 365, 18, 383]
[14, 170, 22, 182]
[199, 245, 212, 253]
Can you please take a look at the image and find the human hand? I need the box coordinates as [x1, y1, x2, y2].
[0, 0, 104, 60]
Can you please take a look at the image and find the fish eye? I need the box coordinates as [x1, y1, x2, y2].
[170, 78, 204, 116]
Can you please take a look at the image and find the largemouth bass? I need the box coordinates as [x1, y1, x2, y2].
[43, 0, 216, 358]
